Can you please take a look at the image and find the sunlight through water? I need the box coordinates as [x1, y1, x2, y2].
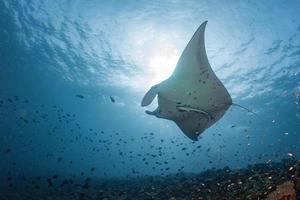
[147, 43, 179, 85]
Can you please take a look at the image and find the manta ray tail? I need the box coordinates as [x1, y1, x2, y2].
[232, 103, 256, 115]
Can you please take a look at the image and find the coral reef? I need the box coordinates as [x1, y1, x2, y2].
[265, 181, 296, 200]
[2, 159, 300, 200]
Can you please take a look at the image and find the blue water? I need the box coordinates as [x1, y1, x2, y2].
[1, 0, 300, 187]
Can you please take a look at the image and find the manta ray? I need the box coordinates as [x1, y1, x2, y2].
[141, 21, 233, 141]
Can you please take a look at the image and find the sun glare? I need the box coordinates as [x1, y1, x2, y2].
[148, 44, 179, 85]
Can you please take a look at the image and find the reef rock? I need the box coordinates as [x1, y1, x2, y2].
[265, 181, 296, 200]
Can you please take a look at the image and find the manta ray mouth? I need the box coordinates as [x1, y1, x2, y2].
[176, 106, 213, 122]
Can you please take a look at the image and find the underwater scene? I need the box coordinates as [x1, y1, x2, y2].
[1, 0, 300, 199]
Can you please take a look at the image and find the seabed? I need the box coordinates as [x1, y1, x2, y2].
[2, 159, 300, 200]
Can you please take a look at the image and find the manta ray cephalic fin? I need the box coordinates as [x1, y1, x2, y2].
[141, 85, 159, 107]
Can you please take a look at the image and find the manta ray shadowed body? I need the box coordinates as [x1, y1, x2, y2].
[141, 21, 232, 141]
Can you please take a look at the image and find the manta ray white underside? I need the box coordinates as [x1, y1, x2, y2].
[141, 21, 232, 141]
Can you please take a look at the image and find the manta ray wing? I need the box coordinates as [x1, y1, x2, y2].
[172, 21, 211, 80]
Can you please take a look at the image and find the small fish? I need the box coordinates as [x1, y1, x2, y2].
[110, 96, 115, 103]
[76, 94, 84, 99]
[287, 153, 293, 157]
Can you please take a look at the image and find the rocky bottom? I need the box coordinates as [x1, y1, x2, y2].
[2, 159, 300, 200]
